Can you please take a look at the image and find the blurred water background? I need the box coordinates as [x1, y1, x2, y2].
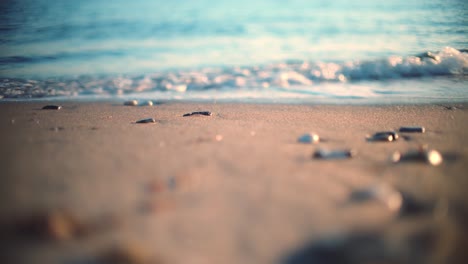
[0, 0, 466, 102]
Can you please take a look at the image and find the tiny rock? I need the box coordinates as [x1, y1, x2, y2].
[141, 100, 153, 106]
[124, 100, 138, 106]
[99, 243, 156, 264]
[298, 133, 320, 144]
[391, 146, 443, 166]
[183, 111, 212, 117]
[350, 184, 403, 213]
[399, 126, 425, 133]
[136, 118, 156, 124]
[367, 131, 398, 142]
[313, 149, 356, 159]
[42, 105, 62, 110]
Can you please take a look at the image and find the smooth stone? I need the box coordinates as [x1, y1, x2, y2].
[136, 118, 156, 124]
[391, 146, 443, 166]
[124, 100, 138, 106]
[141, 100, 153, 106]
[298, 133, 320, 144]
[399, 126, 425, 133]
[183, 111, 212, 117]
[350, 184, 403, 212]
[42, 105, 62, 110]
[368, 131, 399, 142]
[313, 149, 356, 159]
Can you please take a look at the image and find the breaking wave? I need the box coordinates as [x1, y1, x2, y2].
[0, 47, 466, 99]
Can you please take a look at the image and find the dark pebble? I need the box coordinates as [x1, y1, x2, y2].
[183, 111, 212, 117]
[42, 105, 62, 110]
[313, 149, 356, 159]
[391, 147, 443, 166]
[399, 126, 425, 133]
[368, 131, 399, 142]
[136, 118, 156, 124]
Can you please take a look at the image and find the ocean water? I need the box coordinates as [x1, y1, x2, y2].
[0, 0, 467, 103]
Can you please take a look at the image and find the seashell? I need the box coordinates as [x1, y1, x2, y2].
[183, 111, 212, 117]
[391, 146, 443, 166]
[350, 184, 403, 212]
[124, 100, 138, 106]
[367, 131, 398, 142]
[298, 133, 320, 144]
[135, 118, 156, 124]
[399, 126, 425, 133]
[313, 149, 356, 159]
[42, 105, 62, 110]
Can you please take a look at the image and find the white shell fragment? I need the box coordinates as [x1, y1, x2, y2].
[350, 184, 403, 212]
[313, 149, 356, 159]
[298, 133, 320, 144]
[391, 146, 443, 166]
[124, 100, 138, 106]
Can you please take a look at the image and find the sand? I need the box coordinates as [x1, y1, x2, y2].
[1, 101, 467, 264]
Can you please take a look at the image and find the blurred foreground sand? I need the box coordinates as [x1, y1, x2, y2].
[0, 102, 467, 264]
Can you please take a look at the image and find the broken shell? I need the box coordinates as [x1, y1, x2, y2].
[399, 126, 425, 133]
[124, 100, 138, 106]
[183, 111, 212, 117]
[367, 131, 398, 142]
[136, 118, 156, 124]
[313, 149, 356, 159]
[350, 184, 403, 212]
[391, 147, 443, 166]
[42, 105, 62, 110]
[298, 133, 320, 144]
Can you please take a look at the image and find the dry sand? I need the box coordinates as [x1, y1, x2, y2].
[0, 101, 467, 264]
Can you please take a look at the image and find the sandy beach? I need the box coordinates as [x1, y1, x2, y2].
[1, 101, 467, 264]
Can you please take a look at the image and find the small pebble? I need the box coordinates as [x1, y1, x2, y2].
[391, 146, 443, 166]
[141, 100, 153, 106]
[124, 100, 138, 106]
[399, 126, 425, 133]
[298, 133, 320, 144]
[42, 105, 62, 110]
[136, 118, 156, 124]
[215, 134, 223, 141]
[313, 149, 356, 159]
[367, 131, 398, 142]
[183, 111, 212, 117]
[350, 184, 403, 212]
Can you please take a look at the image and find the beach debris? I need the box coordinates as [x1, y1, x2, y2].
[99, 243, 159, 264]
[313, 149, 356, 159]
[367, 131, 399, 142]
[50, 126, 65, 132]
[399, 126, 425, 133]
[183, 111, 212, 117]
[298, 133, 320, 144]
[42, 105, 62, 110]
[124, 100, 138, 106]
[350, 184, 403, 213]
[391, 146, 443, 166]
[135, 118, 156, 124]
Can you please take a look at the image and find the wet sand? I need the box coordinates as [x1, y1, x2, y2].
[1, 101, 467, 264]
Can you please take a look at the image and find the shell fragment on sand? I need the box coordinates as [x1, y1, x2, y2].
[350, 184, 403, 213]
[42, 105, 62, 110]
[391, 146, 443, 166]
[367, 131, 399, 142]
[135, 118, 156, 124]
[399, 126, 425, 133]
[298, 133, 320, 144]
[124, 100, 138, 106]
[313, 149, 356, 159]
[183, 111, 212, 117]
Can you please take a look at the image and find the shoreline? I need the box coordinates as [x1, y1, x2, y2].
[1, 101, 467, 263]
